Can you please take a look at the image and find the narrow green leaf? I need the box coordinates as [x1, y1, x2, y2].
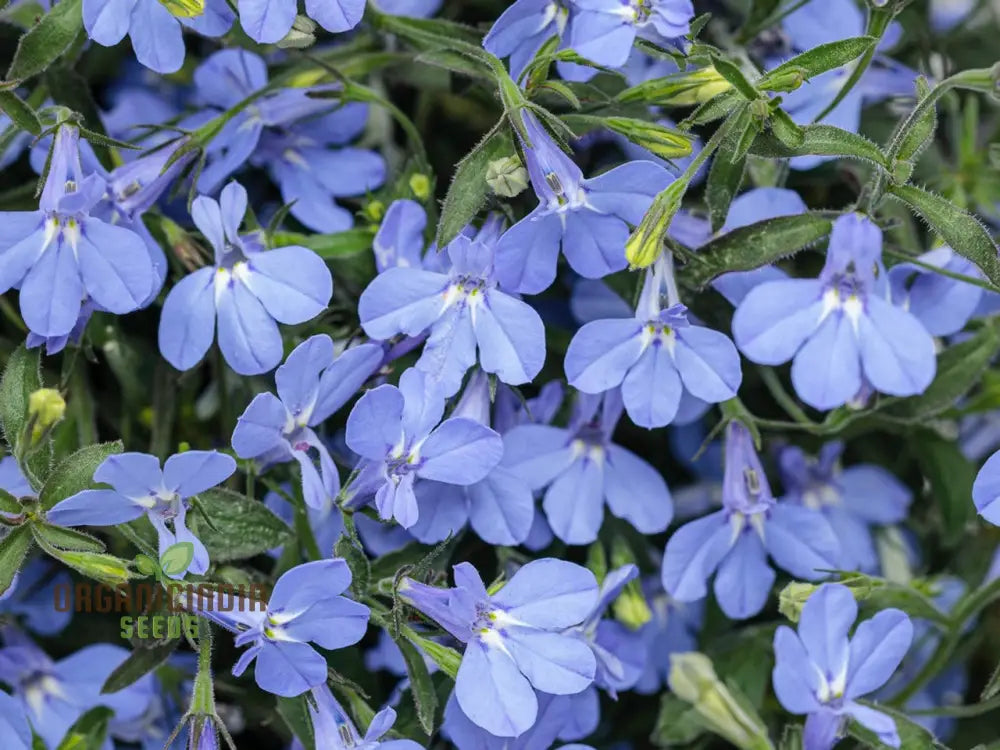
[396, 636, 438, 735]
[710, 56, 759, 101]
[187, 488, 292, 562]
[779, 725, 804, 750]
[748, 124, 888, 167]
[436, 123, 513, 247]
[759, 37, 876, 87]
[277, 695, 316, 750]
[6, 0, 83, 82]
[769, 107, 804, 148]
[981, 659, 1000, 701]
[0, 488, 20, 513]
[334, 532, 371, 597]
[650, 693, 706, 746]
[681, 213, 833, 288]
[55, 707, 113, 750]
[31, 522, 105, 553]
[0, 345, 42, 456]
[681, 89, 743, 127]
[894, 76, 936, 164]
[0, 89, 41, 135]
[912, 434, 976, 547]
[707, 106, 751, 231]
[271, 229, 374, 258]
[888, 183, 1000, 287]
[101, 640, 179, 694]
[39, 441, 123, 510]
[0, 525, 32, 597]
[402, 627, 462, 680]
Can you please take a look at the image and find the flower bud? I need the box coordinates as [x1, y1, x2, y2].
[278, 15, 317, 49]
[759, 67, 806, 93]
[27, 388, 65, 444]
[778, 581, 817, 623]
[605, 117, 693, 159]
[158, 0, 205, 18]
[613, 585, 652, 629]
[669, 652, 774, 750]
[409, 173, 432, 200]
[52, 550, 135, 586]
[622, 66, 733, 107]
[364, 200, 386, 222]
[626, 180, 686, 269]
[486, 155, 529, 197]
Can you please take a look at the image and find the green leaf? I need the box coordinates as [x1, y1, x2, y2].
[707, 105, 751, 231]
[402, 627, 462, 680]
[680, 213, 833, 288]
[436, 123, 513, 247]
[768, 107, 804, 149]
[650, 694, 706, 747]
[911, 434, 976, 548]
[396, 636, 438, 735]
[101, 640, 179, 694]
[160, 541, 195, 576]
[6, 0, 83, 82]
[277, 695, 316, 750]
[0, 345, 42, 456]
[334, 532, 371, 597]
[133, 554, 158, 578]
[187, 488, 292, 562]
[848, 702, 949, 749]
[681, 89, 743, 127]
[759, 37, 876, 87]
[39, 441, 123, 510]
[31, 522, 105, 553]
[894, 76, 936, 164]
[0, 89, 41, 135]
[710, 56, 760, 101]
[887, 183, 1000, 287]
[841, 572, 950, 626]
[748, 124, 888, 168]
[270, 228, 374, 258]
[55, 706, 113, 750]
[0, 488, 20, 513]
[779, 725, 804, 750]
[0, 525, 33, 597]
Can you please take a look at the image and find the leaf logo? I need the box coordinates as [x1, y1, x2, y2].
[134, 542, 195, 582]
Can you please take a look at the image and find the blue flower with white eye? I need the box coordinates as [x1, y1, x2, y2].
[238, 0, 363, 44]
[158, 181, 333, 375]
[292, 685, 423, 750]
[400, 559, 598, 738]
[772, 583, 913, 749]
[733, 213, 937, 410]
[662, 422, 839, 620]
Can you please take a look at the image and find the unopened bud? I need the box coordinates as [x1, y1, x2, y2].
[28, 388, 65, 444]
[364, 200, 386, 222]
[486, 155, 529, 197]
[158, 0, 205, 18]
[278, 15, 317, 48]
[669, 653, 774, 750]
[605, 117, 693, 159]
[54, 550, 135, 586]
[614, 585, 652, 629]
[409, 173, 432, 200]
[620, 66, 733, 107]
[626, 180, 686, 269]
[759, 67, 806, 93]
[778, 581, 818, 623]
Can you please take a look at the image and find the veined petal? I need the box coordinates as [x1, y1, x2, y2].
[358, 267, 449, 339]
[565, 318, 644, 393]
[158, 266, 216, 371]
[244, 246, 332, 324]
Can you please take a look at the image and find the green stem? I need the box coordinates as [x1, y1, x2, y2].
[759, 368, 816, 425]
[811, 8, 893, 124]
[191, 619, 216, 714]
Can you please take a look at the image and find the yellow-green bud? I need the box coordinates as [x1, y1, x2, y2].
[613, 585, 652, 630]
[365, 200, 386, 222]
[778, 581, 818, 623]
[486, 155, 529, 197]
[157, 0, 205, 18]
[28, 388, 65, 444]
[409, 173, 433, 201]
[622, 66, 733, 107]
[605, 117, 693, 160]
[626, 181, 686, 269]
[759, 67, 806, 94]
[55, 550, 135, 586]
[278, 16, 317, 49]
[669, 653, 775, 750]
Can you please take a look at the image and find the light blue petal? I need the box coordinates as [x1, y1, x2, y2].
[796, 583, 855, 681]
[232, 392, 288, 458]
[128, 0, 184, 74]
[764, 503, 840, 580]
[158, 266, 216, 371]
[661, 510, 731, 601]
[216, 281, 283, 375]
[304, 0, 364, 32]
[493, 558, 598, 628]
[565, 318, 644, 393]
[244, 245, 332, 324]
[20, 237, 82, 338]
[467, 468, 534, 546]
[543, 458, 605, 545]
[83, 0, 136, 45]
[163, 450, 236, 498]
[790, 311, 862, 410]
[494, 210, 563, 295]
[474, 290, 546, 386]
[455, 638, 536, 737]
[858, 296, 936, 397]
[562, 211, 628, 279]
[673, 326, 742, 403]
[46, 489, 145, 527]
[733, 278, 824, 364]
[345, 384, 405, 460]
[238, 0, 295, 42]
[504, 629, 596, 694]
[772, 626, 823, 714]
[713, 530, 774, 619]
[604, 444, 673, 533]
[621, 344, 683, 428]
[254, 640, 327, 697]
[418, 419, 503, 485]
[845, 609, 912, 698]
[359, 267, 449, 339]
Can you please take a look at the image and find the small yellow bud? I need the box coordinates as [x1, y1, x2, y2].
[278, 16, 317, 49]
[28, 388, 65, 443]
[777, 581, 818, 623]
[613, 586, 652, 630]
[759, 67, 807, 94]
[486, 155, 529, 197]
[157, 0, 205, 19]
[365, 201, 386, 222]
[56, 550, 135, 586]
[605, 117, 693, 160]
[625, 181, 686, 269]
[409, 174, 432, 201]
[621, 66, 733, 107]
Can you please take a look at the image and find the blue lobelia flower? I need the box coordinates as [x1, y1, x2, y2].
[483, 0, 571, 81]
[565, 254, 741, 428]
[265, 485, 344, 561]
[399, 559, 598, 737]
[83, 0, 234, 73]
[0, 690, 30, 750]
[0, 125, 155, 342]
[633, 578, 704, 694]
[344, 368, 504, 528]
[772, 583, 913, 749]
[158, 181, 333, 375]
[374, 0, 442, 16]
[778, 442, 912, 573]
[360, 217, 546, 398]
[232, 334, 383, 510]
[732, 213, 937, 411]
[407, 371, 536, 547]
[972, 447, 1000, 525]
[238, 0, 363, 44]
[373, 199, 433, 272]
[775, 0, 915, 171]
[494, 111, 673, 294]
[887, 246, 984, 337]
[0, 559, 73, 636]
[192, 50, 385, 233]
[0, 456, 32, 499]
[662, 422, 839, 620]
[295, 685, 423, 750]
[0, 632, 155, 749]
[443, 690, 580, 750]
[47, 450, 236, 576]
[561, 0, 694, 82]
[190, 559, 370, 697]
[503, 389, 673, 545]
